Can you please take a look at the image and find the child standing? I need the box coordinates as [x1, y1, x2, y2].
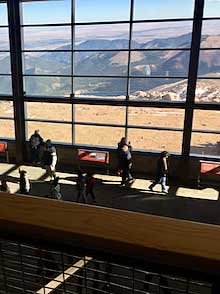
[76, 170, 87, 203]
[50, 177, 62, 200]
[86, 172, 96, 203]
[19, 169, 30, 195]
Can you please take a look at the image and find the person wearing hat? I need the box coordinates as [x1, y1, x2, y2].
[148, 151, 169, 194]
[29, 130, 43, 164]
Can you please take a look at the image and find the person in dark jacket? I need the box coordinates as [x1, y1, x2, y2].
[149, 151, 169, 194]
[117, 137, 132, 177]
[29, 130, 43, 164]
[76, 169, 87, 203]
[86, 172, 96, 203]
[119, 144, 134, 186]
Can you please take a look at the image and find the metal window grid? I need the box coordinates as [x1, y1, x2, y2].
[0, 0, 220, 158]
[0, 237, 215, 294]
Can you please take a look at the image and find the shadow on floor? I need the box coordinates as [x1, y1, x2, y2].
[2, 163, 220, 225]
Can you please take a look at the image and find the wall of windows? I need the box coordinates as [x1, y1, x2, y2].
[1, 0, 220, 157]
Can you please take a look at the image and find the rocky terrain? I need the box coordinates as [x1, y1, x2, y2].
[1, 100, 220, 156]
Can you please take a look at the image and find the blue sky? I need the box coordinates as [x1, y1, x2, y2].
[19, 0, 212, 24]
[20, 0, 193, 23]
[0, 0, 219, 26]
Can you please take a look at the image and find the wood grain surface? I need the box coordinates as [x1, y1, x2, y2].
[1, 192, 220, 273]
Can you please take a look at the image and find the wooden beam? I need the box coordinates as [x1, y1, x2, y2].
[1, 192, 220, 273]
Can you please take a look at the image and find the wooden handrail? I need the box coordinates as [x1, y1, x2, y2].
[1, 192, 220, 274]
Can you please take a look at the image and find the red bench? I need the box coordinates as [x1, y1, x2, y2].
[77, 149, 109, 173]
[0, 141, 9, 163]
[198, 160, 220, 187]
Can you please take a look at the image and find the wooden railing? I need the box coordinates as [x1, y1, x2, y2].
[1, 192, 220, 275]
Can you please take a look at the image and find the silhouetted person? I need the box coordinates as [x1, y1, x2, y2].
[86, 172, 96, 203]
[43, 139, 57, 180]
[149, 151, 169, 194]
[119, 144, 134, 186]
[29, 130, 43, 164]
[0, 179, 10, 193]
[117, 137, 132, 177]
[19, 169, 30, 195]
[76, 170, 87, 203]
[50, 177, 62, 200]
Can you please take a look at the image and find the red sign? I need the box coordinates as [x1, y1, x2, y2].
[200, 161, 220, 175]
[0, 142, 7, 153]
[77, 149, 109, 164]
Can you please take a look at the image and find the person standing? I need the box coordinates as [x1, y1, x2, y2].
[119, 144, 134, 186]
[117, 137, 132, 178]
[50, 177, 62, 200]
[29, 130, 43, 164]
[43, 140, 57, 180]
[86, 172, 96, 203]
[19, 169, 30, 195]
[148, 151, 169, 194]
[76, 170, 87, 203]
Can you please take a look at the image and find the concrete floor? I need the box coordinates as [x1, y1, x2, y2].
[1, 163, 220, 225]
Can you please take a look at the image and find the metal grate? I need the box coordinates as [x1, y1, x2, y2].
[0, 238, 213, 294]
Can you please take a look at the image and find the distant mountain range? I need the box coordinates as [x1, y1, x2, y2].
[0, 32, 220, 98]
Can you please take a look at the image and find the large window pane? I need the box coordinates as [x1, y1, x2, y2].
[25, 102, 72, 121]
[75, 51, 128, 76]
[130, 50, 190, 77]
[23, 52, 71, 75]
[201, 20, 220, 48]
[196, 79, 220, 103]
[0, 119, 14, 139]
[75, 0, 130, 22]
[132, 22, 192, 49]
[130, 78, 187, 101]
[191, 133, 220, 156]
[127, 128, 183, 153]
[0, 28, 10, 50]
[75, 125, 124, 147]
[74, 77, 127, 98]
[0, 76, 12, 95]
[21, 0, 71, 25]
[0, 3, 8, 26]
[198, 50, 220, 77]
[0, 101, 13, 118]
[24, 76, 71, 97]
[0, 53, 11, 74]
[26, 121, 72, 143]
[22, 26, 71, 50]
[204, 0, 220, 18]
[193, 110, 220, 131]
[75, 24, 129, 50]
[75, 105, 126, 125]
[134, 0, 195, 20]
[128, 108, 184, 129]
